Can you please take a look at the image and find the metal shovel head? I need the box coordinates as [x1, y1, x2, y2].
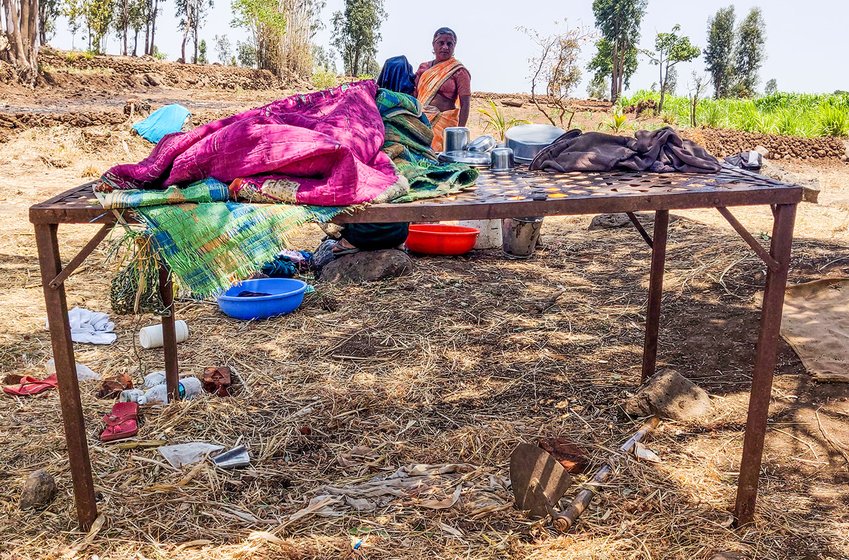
[510, 443, 572, 518]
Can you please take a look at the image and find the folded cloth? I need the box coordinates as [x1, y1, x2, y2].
[377, 55, 416, 96]
[529, 127, 722, 174]
[54, 307, 117, 345]
[133, 104, 191, 144]
[375, 89, 478, 202]
[724, 151, 762, 170]
[94, 178, 229, 210]
[103, 81, 403, 208]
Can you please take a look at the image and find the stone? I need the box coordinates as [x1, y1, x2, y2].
[318, 249, 413, 284]
[588, 213, 643, 230]
[624, 369, 713, 422]
[502, 98, 525, 108]
[143, 72, 163, 87]
[753, 145, 769, 158]
[123, 98, 151, 117]
[19, 469, 57, 510]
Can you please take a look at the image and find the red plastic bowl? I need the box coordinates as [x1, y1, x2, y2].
[406, 224, 480, 256]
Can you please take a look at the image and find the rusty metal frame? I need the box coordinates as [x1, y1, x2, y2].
[716, 207, 780, 271]
[626, 212, 654, 248]
[30, 168, 802, 531]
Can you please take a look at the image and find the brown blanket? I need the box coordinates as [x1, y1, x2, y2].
[529, 127, 721, 174]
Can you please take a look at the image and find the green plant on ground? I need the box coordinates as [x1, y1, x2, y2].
[775, 108, 801, 136]
[312, 68, 339, 90]
[618, 89, 849, 138]
[478, 100, 531, 141]
[660, 112, 676, 125]
[819, 104, 849, 137]
[603, 109, 628, 132]
[700, 102, 725, 128]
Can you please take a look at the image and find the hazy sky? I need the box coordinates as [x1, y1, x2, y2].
[51, 0, 847, 96]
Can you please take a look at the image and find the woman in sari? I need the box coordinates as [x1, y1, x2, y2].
[415, 27, 471, 152]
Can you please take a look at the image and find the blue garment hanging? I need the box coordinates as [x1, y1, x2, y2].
[132, 104, 191, 143]
[376, 56, 416, 96]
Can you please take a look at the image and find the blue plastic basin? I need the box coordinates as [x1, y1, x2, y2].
[217, 278, 307, 320]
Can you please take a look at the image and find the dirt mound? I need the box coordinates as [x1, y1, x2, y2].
[37, 48, 302, 92]
[685, 127, 847, 160]
[473, 92, 612, 112]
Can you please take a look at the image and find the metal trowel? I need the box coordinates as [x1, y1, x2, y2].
[510, 443, 572, 518]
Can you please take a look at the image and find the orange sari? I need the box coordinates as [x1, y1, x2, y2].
[416, 57, 466, 152]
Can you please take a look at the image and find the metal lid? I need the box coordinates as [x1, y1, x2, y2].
[438, 150, 492, 167]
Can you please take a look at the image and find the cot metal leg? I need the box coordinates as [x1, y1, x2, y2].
[641, 210, 669, 383]
[34, 223, 98, 530]
[159, 265, 180, 402]
[734, 203, 797, 526]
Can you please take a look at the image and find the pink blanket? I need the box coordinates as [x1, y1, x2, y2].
[100, 81, 401, 206]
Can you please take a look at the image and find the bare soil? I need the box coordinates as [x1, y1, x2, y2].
[0, 54, 848, 560]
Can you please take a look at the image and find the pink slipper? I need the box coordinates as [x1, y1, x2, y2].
[3, 374, 58, 397]
[100, 401, 139, 442]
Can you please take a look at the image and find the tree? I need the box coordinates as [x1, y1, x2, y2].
[197, 37, 207, 62]
[116, 0, 131, 54]
[688, 72, 708, 127]
[330, 0, 385, 76]
[231, 0, 286, 73]
[732, 7, 766, 98]
[128, 0, 146, 54]
[764, 78, 777, 96]
[38, 0, 62, 44]
[213, 33, 232, 63]
[1, 0, 39, 81]
[175, 0, 212, 62]
[236, 39, 255, 67]
[83, 0, 113, 53]
[278, 0, 322, 78]
[643, 25, 700, 114]
[704, 5, 735, 98]
[587, 37, 638, 101]
[521, 22, 591, 129]
[63, 0, 84, 48]
[143, 0, 164, 56]
[587, 73, 607, 99]
[591, 0, 647, 103]
[312, 43, 335, 72]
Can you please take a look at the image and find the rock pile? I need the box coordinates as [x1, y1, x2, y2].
[0, 111, 127, 131]
[38, 49, 302, 91]
[691, 128, 846, 160]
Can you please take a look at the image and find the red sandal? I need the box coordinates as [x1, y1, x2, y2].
[2, 374, 58, 397]
[100, 401, 139, 442]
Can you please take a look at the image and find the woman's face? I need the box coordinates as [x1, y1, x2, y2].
[432, 33, 456, 62]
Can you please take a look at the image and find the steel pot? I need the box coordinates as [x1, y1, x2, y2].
[505, 124, 566, 163]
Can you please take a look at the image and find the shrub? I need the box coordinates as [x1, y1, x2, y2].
[818, 104, 849, 137]
[312, 68, 339, 90]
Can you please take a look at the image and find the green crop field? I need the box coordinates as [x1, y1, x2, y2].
[618, 91, 849, 138]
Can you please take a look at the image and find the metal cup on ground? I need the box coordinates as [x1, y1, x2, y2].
[502, 217, 544, 259]
[443, 127, 470, 153]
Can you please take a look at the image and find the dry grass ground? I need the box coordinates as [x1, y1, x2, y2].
[0, 94, 848, 560]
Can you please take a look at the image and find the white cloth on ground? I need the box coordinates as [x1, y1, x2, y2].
[62, 307, 117, 345]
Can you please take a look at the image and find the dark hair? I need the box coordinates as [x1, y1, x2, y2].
[433, 27, 457, 41]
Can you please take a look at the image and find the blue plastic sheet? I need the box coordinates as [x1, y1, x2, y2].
[132, 104, 191, 143]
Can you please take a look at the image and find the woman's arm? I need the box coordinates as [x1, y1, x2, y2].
[458, 95, 471, 126]
[456, 68, 472, 126]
